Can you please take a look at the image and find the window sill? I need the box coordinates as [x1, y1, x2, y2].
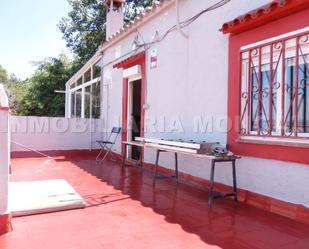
[237, 136, 309, 148]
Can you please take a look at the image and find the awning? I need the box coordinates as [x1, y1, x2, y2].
[113, 51, 145, 69]
[221, 0, 309, 34]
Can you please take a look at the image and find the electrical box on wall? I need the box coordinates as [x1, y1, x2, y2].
[150, 49, 158, 69]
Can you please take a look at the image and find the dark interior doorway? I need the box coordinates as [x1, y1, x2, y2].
[131, 79, 141, 160]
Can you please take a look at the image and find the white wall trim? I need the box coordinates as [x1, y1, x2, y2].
[239, 135, 309, 147]
[240, 26, 309, 51]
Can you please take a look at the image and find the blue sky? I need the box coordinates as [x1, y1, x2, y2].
[0, 0, 72, 80]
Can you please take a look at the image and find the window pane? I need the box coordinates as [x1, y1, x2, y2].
[298, 64, 307, 132]
[70, 82, 76, 89]
[240, 52, 249, 134]
[76, 89, 82, 118]
[250, 49, 259, 132]
[76, 76, 83, 86]
[71, 92, 75, 118]
[283, 38, 297, 135]
[84, 69, 91, 83]
[284, 57, 296, 134]
[271, 68, 279, 133]
[250, 68, 259, 131]
[92, 81, 100, 119]
[271, 42, 282, 133]
[260, 46, 271, 134]
[297, 36, 309, 133]
[84, 86, 91, 119]
[92, 60, 101, 79]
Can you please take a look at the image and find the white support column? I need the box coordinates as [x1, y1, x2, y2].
[65, 84, 70, 118]
[0, 84, 10, 234]
[81, 87, 85, 119]
[0, 108, 9, 214]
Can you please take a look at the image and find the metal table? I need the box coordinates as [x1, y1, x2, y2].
[122, 141, 240, 208]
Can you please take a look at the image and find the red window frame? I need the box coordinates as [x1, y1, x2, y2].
[226, 7, 309, 164]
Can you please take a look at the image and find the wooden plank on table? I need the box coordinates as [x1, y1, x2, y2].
[144, 143, 200, 154]
[135, 137, 202, 149]
[144, 143, 240, 160]
[127, 139, 240, 161]
[122, 141, 145, 147]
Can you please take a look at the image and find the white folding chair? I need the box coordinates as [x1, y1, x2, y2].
[96, 127, 121, 162]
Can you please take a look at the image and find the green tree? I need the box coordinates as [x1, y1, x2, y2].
[0, 65, 8, 84]
[58, 0, 106, 71]
[6, 1, 154, 116]
[124, 0, 153, 21]
[58, 0, 153, 71]
[18, 54, 72, 117]
[8, 79, 28, 116]
[0, 65, 27, 114]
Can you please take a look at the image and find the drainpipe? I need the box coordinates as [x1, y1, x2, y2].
[176, 0, 188, 39]
[0, 84, 11, 235]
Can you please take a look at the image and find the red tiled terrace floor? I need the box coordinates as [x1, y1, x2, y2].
[1, 155, 309, 249]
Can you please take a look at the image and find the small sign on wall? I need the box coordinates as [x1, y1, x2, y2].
[150, 49, 158, 69]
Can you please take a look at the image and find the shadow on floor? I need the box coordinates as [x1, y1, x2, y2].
[69, 158, 309, 249]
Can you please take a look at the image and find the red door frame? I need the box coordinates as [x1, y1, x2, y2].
[114, 51, 146, 159]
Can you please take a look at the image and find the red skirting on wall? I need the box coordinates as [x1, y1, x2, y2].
[0, 213, 12, 236]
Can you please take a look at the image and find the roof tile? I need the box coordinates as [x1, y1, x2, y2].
[221, 0, 309, 34]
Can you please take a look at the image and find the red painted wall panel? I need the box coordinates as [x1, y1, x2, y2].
[227, 8, 309, 164]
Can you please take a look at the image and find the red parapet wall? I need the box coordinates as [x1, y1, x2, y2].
[0, 107, 9, 111]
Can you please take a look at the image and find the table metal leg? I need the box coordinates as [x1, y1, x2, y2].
[138, 148, 143, 168]
[232, 159, 238, 204]
[174, 152, 179, 182]
[153, 150, 160, 184]
[122, 144, 127, 169]
[208, 160, 215, 208]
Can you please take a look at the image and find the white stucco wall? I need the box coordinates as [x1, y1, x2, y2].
[102, 0, 272, 147]
[10, 116, 104, 152]
[65, 0, 309, 207]
[0, 109, 9, 214]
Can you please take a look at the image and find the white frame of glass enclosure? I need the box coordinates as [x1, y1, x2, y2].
[69, 77, 101, 118]
[67, 56, 102, 119]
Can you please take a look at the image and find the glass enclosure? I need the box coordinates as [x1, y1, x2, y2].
[69, 59, 102, 119]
